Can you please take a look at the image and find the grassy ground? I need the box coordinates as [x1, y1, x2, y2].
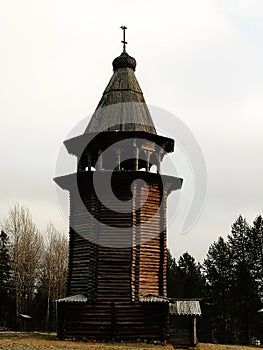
[0, 332, 261, 350]
[0, 332, 173, 350]
[197, 344, 262, 350]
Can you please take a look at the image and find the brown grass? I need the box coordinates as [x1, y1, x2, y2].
[0, 332, 261, 350]
[196, 344, 261, 350]
[0, 332, 173, 350]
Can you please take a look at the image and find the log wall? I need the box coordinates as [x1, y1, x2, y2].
[67, 192, 99, 301]
[67, 173, 167, 304]
[59, 172, 174, 341]
[59, 302, 168, 341]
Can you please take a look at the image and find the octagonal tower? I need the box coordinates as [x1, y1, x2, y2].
[54, 38, 182, 341]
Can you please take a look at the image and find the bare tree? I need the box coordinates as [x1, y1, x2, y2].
[42, 222, 68, 329]
[3, 204, 44, 320]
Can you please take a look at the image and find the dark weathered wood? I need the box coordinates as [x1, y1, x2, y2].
[56, 171, 179, 340]
[61, 302, 165, 340]
[85, 61, 157, 134]
[54, 48, 183, 342]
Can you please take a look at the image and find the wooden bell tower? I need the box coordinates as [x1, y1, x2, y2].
[55, 29, 182, 341]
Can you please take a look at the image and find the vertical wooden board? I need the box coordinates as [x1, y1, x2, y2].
[138, 182, 162, 297]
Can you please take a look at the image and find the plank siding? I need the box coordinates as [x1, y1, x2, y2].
[139, 183, 162, 298]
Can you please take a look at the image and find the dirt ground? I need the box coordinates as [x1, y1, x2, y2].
[0, 332, 261, 350]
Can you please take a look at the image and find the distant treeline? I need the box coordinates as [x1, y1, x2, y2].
[167, 214, 263, 345]
[0, 204, 262, 345]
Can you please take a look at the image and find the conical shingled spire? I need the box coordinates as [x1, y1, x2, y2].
[85, 51, 156, 135]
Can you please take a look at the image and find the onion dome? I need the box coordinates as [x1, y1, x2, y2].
[112, 51, 136, 72]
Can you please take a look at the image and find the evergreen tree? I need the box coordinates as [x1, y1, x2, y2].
[249, 215, 263, 297]
[203, 216, 262, 344]
[0, 230, 13, 327]
[230, 260, 259, 342]
[203, 236, 234, 343]
[228, 215, 250, 267]
[177, 252, 205, 298]
[166, 249, 177, 297]
[228, 216, 260, 343]
[166, 250, 205, 298]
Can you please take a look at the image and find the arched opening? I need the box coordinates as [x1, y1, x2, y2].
[138, 149, 147, 171]
[151, 165, 157, 173]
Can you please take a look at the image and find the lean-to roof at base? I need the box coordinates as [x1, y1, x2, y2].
[56, 294, 88, 303]
[140, 294, 202, 316]
[139, 294, 170, 303]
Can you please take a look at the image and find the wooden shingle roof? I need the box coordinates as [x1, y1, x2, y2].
[85, 51, 156, 135]
[139, 294, 170, 303]
[56, 294, 88, 303]
[169, 300, 201, 316]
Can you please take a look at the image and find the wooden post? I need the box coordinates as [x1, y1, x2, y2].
[97, 150, 103, 171]
[192, 316, 197, 345]
[131, 181, 141, 301]
[135, 147, 139, 171]
[157, 152, 161, 174]
[77, 157, 85, 172]
[146, 151, 151, 172]
[87, 153, 92, 171]
[159, 188, 167, 297]
[161, 303, 169, 344]
[116, 148, 121, 171]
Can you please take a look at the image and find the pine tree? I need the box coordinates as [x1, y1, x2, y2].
[203, 236, 233, 343]
[228, 215, 250, 266]
[166, 249, 178, 297]
[177, 252, 205, 298]
[0, 230, 12, 327]
[230, 259, 259, 342]
[228, 216, 258, 343]
[166, 250, 205, 298]
[249, 215, 263, 297]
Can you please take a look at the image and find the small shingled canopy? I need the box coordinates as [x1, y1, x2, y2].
[169, 299, 201, 347]
[139, 294, 202, 316]
[169, 300, 201, 316]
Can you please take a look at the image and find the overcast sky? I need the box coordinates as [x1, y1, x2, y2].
[1, 0, 263, 262]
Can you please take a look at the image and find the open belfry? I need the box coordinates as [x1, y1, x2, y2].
[54, 27, 182, 341]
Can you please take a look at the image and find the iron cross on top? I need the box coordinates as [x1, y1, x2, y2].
[120, 26, 127, 51]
